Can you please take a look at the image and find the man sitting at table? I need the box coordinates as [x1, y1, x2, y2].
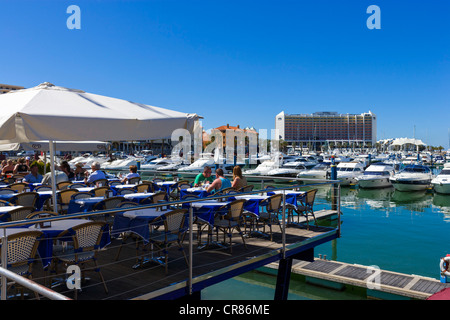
[194, 166, 213, 187]
[84, 161, 107, 186]
[24, 163, 43, 184]
[206, 168, 231, 193]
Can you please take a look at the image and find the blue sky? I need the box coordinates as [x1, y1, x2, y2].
[1, 0, 449, 147]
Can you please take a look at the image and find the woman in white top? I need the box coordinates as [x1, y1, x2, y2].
[121, 165, 140, 184]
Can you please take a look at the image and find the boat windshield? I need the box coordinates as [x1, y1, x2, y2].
[363, 171, 390, 176]
[402, 166, 430, 173]
[439, 169, 450, 175]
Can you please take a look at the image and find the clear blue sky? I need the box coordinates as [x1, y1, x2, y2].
[1, 0, 449, 147]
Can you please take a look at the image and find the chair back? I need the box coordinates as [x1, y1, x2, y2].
[128, 177, 141, 185]
[108, 180, 122, 187]
[117, 201, 139, 208]
[60, 222, 106, 256]
[117, 188, 135, 195]
[177, 181, 191, 190]
[12, 192, 39, 208]
[181, 194, 200, 201]
[135, 183, 153, 193]
[57, 181, 71, 190]
[99, 196, 125, 210]
[71, 192, 93, 200]
[90, 186, 111, 197]
[12, 175, 25, 182]
[58, 189, 79, 204]
[267, 194, 283, 212]
[26, 210, 59, 219]
[0, 200, 13, 207]
[0, 188, 16, 195]
[8, 206, 35, 221]
[226, 199, 246, 220]
[68, 183, 87, 189]
[34, 185, 53, 192]
[239, 185, 254, 193]
[152, 178, 165, 184]
[94, 179, 109, 187]
[151, 192, 166, 204]
[304, 189, 318, 207]
[3, 230, 42, 273]
[9, 182, 28, 193]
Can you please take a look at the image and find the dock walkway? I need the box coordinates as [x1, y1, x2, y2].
[265, 258, 450, 300]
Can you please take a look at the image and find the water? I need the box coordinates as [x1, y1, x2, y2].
[202, 182, 450, 300]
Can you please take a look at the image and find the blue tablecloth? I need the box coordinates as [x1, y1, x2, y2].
[182, 200, 229, 225]
[122, 192, 155, 204]
[180, 188, 210, 199]
[111, 208, 168, 243]
[266, 190, 306, 206]
[67, 197, 105, 214]
[230, 195, 271, 216]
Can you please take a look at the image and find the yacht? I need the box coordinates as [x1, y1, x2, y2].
[265, 161, 312, 179]
[389, 164, 433, 191]
[431, 163, 450, 194]
[243, 160, 279, 180]
[297, 163, 331, 181]
[357, 162, 395, 189]
[140, 157, 176, 170]
[177, 157, 215, 176]
[156, 160, 189, 172]
[336, 161, 365, 186]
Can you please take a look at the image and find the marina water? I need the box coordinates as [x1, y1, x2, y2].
[202, 181, 450, 300]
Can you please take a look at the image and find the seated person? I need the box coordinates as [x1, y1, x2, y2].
[13, 157, 29, 174]
[194, 166, 213, 186]
[84, 161, 107, 186]
[206, 168, 231, 193]
[73, 162, 86, 180]
[2, 160, 15, 177]
[121, 165, 140, 184]
[24, 163, 43, 184]
[231, 166, 247, 190]
[59, 160, 75, 181]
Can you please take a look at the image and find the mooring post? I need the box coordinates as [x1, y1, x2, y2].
[274, 257, 293, 300]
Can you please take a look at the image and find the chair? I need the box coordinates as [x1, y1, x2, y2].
[117, 201, 139, 208]
[12, 174, 25, 181]
[143, 209, 188, 274]
[135, 183, 154, 194]
[67, 183, 87, 189]
[114, 201, 140, 261]
[9, 182, 28, 193]
[213, 199, 247, 253]
[71, 192, 93, 201]
[108, 180, 122, 187]
[52, 221, 108, 299]
[7, 206, 36, 221]
[128, 177, 141, 185]
[0, 188, 16, 195]
[286, 189, 318, 229]
[10, 192, 39, 209]
[1, 177, 15, 184]
[56, 181, 71, 190]
[93, 196, 125, 211]
[34, 185, 53, 192]
[57, 189, 79, 213]
[168, 181, 190, 201]
[257, 194, 283, 241]
[117, 188, 135, 196]
[93, 179, 109, 187]
[1, 230, 43, 299]
[0, 199, 13, 207]
[239, 185, 254, 193]
[139, 191, 166, 207]
[26, 210, 59, 219]
[152, 178, 165, 184]
[90, 186, 111, 198]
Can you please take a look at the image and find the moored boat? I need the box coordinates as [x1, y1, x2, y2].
[431, 163, 450, 194]
[389, 164, 433, 191]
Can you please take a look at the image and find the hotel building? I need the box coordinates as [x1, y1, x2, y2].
[0, 84, 24, 94]
[275, 111, 377, 149]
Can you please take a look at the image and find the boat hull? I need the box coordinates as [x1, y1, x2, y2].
[432, 182, 450, 194]
[358, 177, 392, 189]
[390, 179, 431, 191]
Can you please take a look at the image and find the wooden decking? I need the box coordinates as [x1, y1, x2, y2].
[26, 210, 339, 300]
[263, 258, 450, 300]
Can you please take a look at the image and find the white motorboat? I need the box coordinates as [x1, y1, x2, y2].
[389, 164, 433, 191]
[336, 161, 365, 186]
[265, 161, 312, 179]
[156, 161, 189, 172]
[101, 157, 137, 170]
[140, 157, 176, 170]
[177, 158, 215, 176]
[431, 163, 450, 194]
[297, 163, 331, 181]
[243, 160, 279, 180]
[357, 162, 395, 189]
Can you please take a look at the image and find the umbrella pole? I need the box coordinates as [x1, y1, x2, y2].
[49, 140, 58, 213]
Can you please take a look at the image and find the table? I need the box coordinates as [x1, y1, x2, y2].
[155, 181, 177, 192]
[267, 190, 306, 206]
[122, 192, 155, 204]
[180, 187, 210, 199]
[232, 195, 271, 216]
[182, 200, 229, 226]
[67, 197, 105, 214]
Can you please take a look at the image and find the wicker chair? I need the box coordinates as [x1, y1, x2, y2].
[116, 188, 136, 196]
[135, 183, 154, 194]
[7, 206, 36, 221]
[9, 182, 28, 193]
[0, 188, 16, 195]
[93, 196, 125, 211]
[71, 192, 93, 201]
[26, 210, 59, 219]
[1, 230, 43, 299]
[239, 185, 254, 193]
[93, 179, 109, 187]
[213, 199, 247, 253]
[128, 177, 141, 185]
[257, 194, 283, 241]
[67, 183, 87, 189]
[34, 185, 53, 192]
[57, 189, 79, 213]
[117, 201, 139, 208]
[144, 209, 188, 274]
[56, 181, 71, 190]
[108, 180, 122, 187]
[139, 191, 167, 207]
[0, 199, 13, 207]
[52, 221, 108, 299]
[90, 186, 111, 198]
[286, 189, 318, 229]
[10, 192, 39, 209]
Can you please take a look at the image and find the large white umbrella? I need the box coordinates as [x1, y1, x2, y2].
[0, 141, 109, 152]
[0, 82, 200, 212]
